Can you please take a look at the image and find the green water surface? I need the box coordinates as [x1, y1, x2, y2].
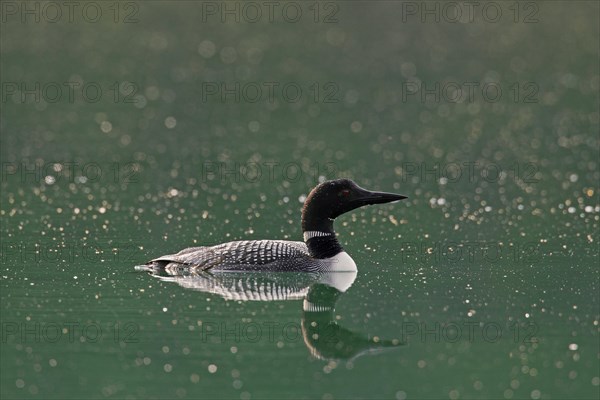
[1, 1, 599, 399]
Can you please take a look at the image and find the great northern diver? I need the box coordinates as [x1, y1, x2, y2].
[137, 179, 407, 272]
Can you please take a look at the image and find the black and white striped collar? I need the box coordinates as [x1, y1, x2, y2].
[303, 231, 333, 242]
[303, 299, 333, 312]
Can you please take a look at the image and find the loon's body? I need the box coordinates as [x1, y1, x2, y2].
[148, 240, 356, 273]
[138, 179, 407, 273]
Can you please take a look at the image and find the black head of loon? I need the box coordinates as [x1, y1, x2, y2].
[302, 179, 407, 231]
[301, 179, 407, 257]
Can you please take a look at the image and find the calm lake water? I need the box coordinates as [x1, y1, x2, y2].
[1, 1, 599, 399]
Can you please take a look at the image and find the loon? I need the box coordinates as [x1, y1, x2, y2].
[136, 179, 407, 273]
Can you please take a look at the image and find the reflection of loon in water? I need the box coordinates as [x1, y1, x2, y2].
[302, 281, 403, 361]
[136, 179, 407, 272]
[137, 268, 404, 360]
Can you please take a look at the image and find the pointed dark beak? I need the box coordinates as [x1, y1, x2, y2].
[358, 189, 408, 206]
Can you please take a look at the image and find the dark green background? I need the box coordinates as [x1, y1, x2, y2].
[1, 1, 598, 399]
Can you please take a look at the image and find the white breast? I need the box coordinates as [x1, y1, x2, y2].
[324, 252, 357, 272]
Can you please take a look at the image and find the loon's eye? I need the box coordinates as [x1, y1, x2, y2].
[339, 189, 350, 197]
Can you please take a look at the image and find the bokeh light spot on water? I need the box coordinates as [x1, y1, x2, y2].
[198, 40, 216, 58]
[350, 121, 362, 133]
[165, 116, 177, 129]
[248, 121, 260, 132]
[220, 46, 238, 64]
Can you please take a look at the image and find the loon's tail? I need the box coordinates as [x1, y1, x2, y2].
[134, 264, 156, 272]
[134, 261, 167, 272]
